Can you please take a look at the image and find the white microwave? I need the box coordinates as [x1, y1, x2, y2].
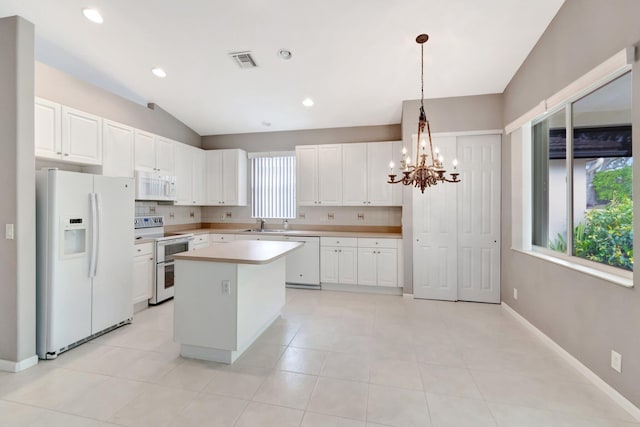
[135, 171, 177, 201]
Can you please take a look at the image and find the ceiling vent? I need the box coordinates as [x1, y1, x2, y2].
[229, 51, 257, 69]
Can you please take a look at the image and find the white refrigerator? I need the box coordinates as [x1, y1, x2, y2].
[36, 169, 135, 359]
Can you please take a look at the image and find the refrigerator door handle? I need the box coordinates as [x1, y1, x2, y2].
[89, 192, 98, 278]
[93, 192, 102, 277]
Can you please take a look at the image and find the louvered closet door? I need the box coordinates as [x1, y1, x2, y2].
[457, 134, 501, 303]
[413, 136, 458, 301]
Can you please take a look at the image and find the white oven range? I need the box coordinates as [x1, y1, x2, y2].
[134, 216, 194, 304]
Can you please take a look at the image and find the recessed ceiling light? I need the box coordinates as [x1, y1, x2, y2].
[82, 8, 103, 24]
[151, 67, 167, 78]
[302, 98, 314, 107]
[278, 49, 292, 60]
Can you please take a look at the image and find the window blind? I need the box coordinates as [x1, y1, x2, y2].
[250, 153, 296, 219]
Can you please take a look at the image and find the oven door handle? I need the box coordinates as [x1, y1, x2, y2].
[157, 237, 194, 247]
[157, 260, 175, 266]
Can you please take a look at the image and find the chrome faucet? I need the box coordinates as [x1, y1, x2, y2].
[260, 218, 266, 231]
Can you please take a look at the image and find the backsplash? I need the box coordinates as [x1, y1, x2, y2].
[135, 202, 201, 226]
[201, 205, 402, 227]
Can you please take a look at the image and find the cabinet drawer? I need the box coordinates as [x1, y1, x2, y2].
[193, 234, 210, 245]
[357, 238, 398, 249]
[210, 233, 235, 243]
[320, 237, 357, 247]
[134, 242, 154, 257]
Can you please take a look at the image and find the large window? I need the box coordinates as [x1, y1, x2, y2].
[532, 71, 633, 271]
[250, 152, 296, 219]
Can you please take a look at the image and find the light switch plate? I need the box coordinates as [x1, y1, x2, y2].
[5, 224, 14, 240]
[611, 350, 622, 373]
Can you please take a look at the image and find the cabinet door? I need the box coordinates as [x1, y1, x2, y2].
[342, 143, 368, 205]
[193, 148, 205, 204]
[155, 136, 175, 174]
[339, 247, 358, 284]
[62, 106, 102, 165]
[367, 142, 393, 205]
[133, 255, 154, 304]
[296, 145, 318, 206]
[35, 98, 62, 159]
[356, 248, 377, 286]
[206, 150, 223, 204]
[174, 143, 193, 205]
[376, 249, 398, 287]
[222, 149, 247, 206]
[391, 140, 404, 206]
[320, 246, 339, 283]
[318, 144, 342, 205]
[102, 120, 134, 178]
[134, 130, 156, 172]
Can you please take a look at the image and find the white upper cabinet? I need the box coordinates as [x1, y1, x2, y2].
[35, 98, 102, 166]
[298, 141, 402, 207]
[175, 143, 205, 205]
[343, 141, 402, 206]
[205, 149, 247, 206]
[102, 120, 134, 178]
[296, 145, 319, 206]
[62, 106, 102, 165]
[134, 130, 155, 172]
[35, 97, 62, 159]
[155, 136, 175, 175]
[134, 131, 175, 175]
[367, 142, 393, 206]
[342, 143, 368, 205]
[296, 144, 342, 206]
[318, 144, 342, 205]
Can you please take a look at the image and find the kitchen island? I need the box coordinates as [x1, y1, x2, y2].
[172, 240, 302, 363]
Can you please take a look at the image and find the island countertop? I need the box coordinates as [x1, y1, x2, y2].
[173, 240, 303, 265]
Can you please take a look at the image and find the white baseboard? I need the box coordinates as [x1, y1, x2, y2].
[0, 355, 38, 373]
[501, 302, 640, 422]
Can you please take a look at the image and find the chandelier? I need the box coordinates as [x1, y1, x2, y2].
[387, 34, 460, 193]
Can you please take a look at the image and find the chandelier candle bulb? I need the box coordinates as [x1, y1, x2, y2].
[389, 161, 395, 172]
[453, 159, 458, 170]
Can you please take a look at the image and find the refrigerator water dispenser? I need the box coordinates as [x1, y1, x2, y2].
[62, 217, 86, 256]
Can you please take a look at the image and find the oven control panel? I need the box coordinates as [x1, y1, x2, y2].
[134, 216, 164, 229]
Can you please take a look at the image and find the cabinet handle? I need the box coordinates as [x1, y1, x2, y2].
[334, 249, 337, 253]
[137, 248, 141, 252]
[363, 201, 366, 204]
[64, 153, 69, 156]
[368, 201, 371, 204]
[56, 151, 62, 155]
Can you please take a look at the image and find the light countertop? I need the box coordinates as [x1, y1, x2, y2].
[167, 227, 402, 239]
[172, 240, 303, 264]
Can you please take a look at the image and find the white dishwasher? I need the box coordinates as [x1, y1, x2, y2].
[282, 236, 320, 289]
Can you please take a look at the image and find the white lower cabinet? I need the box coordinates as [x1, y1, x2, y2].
[133, 243, 154, 305]
[320, 238, 358, 284]
[357, 238, 398, 287]
[210, 234, 235, 244]
[192, 234, 210, 250]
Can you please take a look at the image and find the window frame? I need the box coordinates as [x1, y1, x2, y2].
[528, 69, 633, 284]
[249, 151, 296, 220]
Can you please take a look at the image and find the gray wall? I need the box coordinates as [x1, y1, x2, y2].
[501, 0, 640, 408]
[35, 62, 201, 147]
[401, 94, 504, 294]
[202, 124, 401, 152]
[0, 16, 36, 365]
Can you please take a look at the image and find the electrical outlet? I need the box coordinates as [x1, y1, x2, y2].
[357, 213, 365, 221]
[299, 212, 306, 220]
[221, 280, 231, 295]
[611, 350, 622, 373]
[225, 212, 232, 218]
[328, 213, 334, 220]
[513, 288, 518, 300]
[169, 212, 175, 219]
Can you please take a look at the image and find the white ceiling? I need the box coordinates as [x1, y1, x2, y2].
[0, 0, 564, 136]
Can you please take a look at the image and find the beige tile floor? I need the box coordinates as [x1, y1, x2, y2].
[0, 289, 638, 427]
